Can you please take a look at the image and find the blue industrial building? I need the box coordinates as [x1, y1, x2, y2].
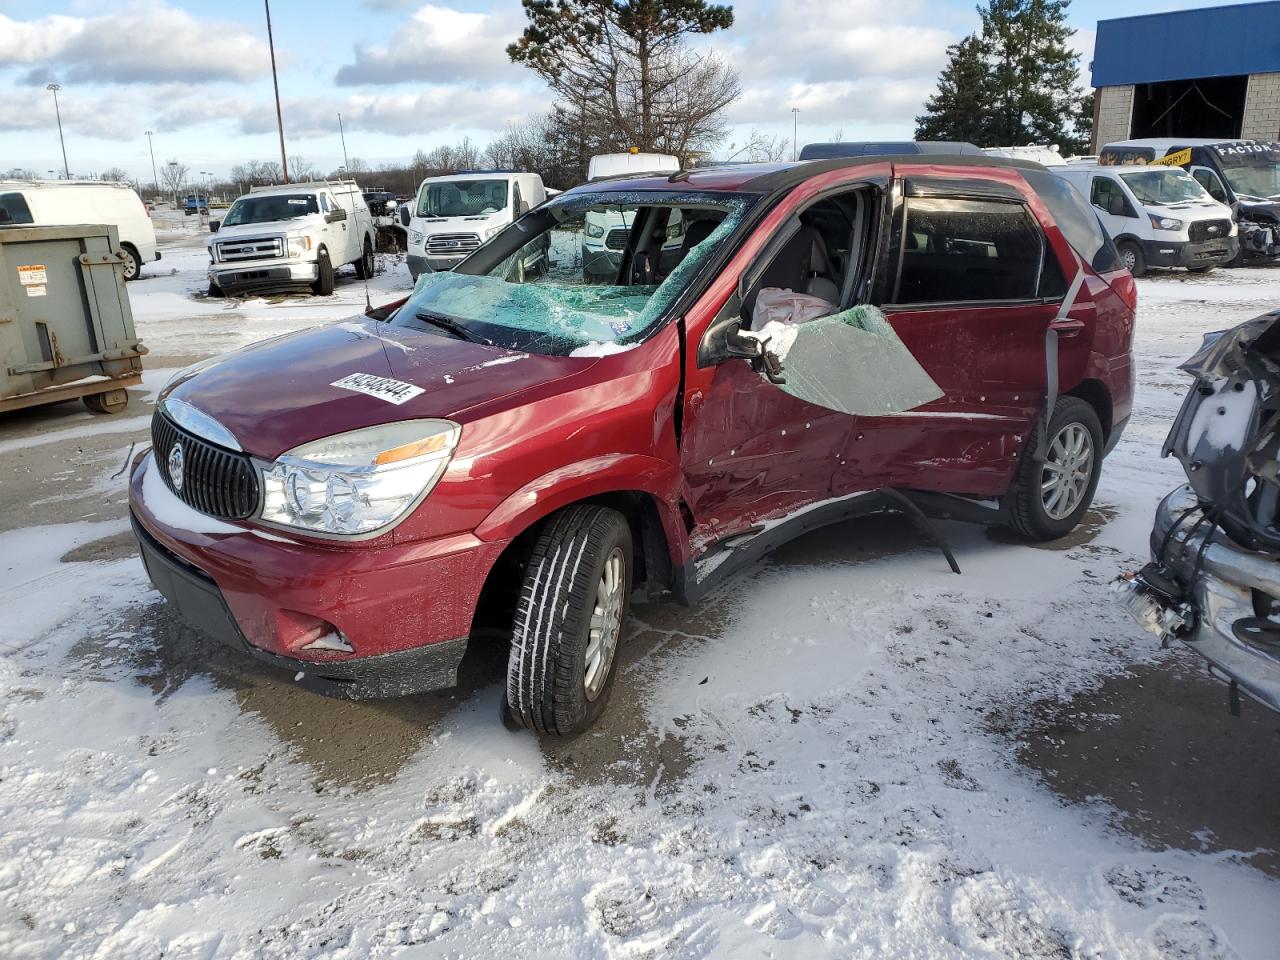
[1091, 1, 1280, 149]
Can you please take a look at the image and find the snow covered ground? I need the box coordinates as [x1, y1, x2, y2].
[0, 229, 1277, 958]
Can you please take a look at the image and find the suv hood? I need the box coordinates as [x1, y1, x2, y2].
[163, 317, 593, 459]
[212, 218, 320, 242]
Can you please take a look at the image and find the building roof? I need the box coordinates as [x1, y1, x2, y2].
[1092, 1, 1280, 87]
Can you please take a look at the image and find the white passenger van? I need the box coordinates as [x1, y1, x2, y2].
[208, 180, 375, 297]
[0, 179, 159, 281]
[1055, 164, 1237, 275]
[582, 152, 681, 280]
[405, 172, 547, 280]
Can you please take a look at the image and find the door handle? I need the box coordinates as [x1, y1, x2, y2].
[1050, 319, 1086, 338]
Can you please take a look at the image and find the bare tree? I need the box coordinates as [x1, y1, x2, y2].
[728, 129, 790, 162]
[160, 161, 188, 202]
[5, 167, 37, 179]
[289, 156, 318, 182]
[100, 167, 130, 182]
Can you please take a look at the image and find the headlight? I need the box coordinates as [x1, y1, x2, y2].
[585, 222, 605, 238]
[410, 230, 425, 245]
[485, 226, 502, 240]
[259, 420, 460, 536]
[1149, 214, 1183, 231]
[288, 236, 312, 258]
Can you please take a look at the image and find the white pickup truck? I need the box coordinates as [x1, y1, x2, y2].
[207, 180, 375, 297]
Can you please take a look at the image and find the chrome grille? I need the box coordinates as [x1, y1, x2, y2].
[216, 237, 284, 262]
[605, 227, 629, 251]
[425, 232, 480, 256]
[151, 413, 259, 520]
[1189, 219, 1231, 242]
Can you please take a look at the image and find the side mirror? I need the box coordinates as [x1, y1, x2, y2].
[325, 208, 347, 224]
[209, 219, 220, 233]
[399, 204, 411, 227]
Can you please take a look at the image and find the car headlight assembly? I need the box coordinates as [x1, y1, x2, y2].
[259, 420, 460, 537]
[410, 229, 425, 245]
[1149, 214, 1183, 231]
[288, 236, 312, 258]
[585, 222, 605, 238]
[485, 225, 502, 240]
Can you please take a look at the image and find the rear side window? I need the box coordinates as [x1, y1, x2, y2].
[0, 192, 33, 225]
[892, 196, 1043, 304]
[1021, 169, 1122, 274]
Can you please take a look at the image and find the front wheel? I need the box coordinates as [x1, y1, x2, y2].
[505, 505, 633, 736]
[312, 248, 335, 295]
[1187, 264, 1215, 274]
[121, 244, 142, 281]
[1117, 240, 1146, 277]
[1004, 397, 1104, 542]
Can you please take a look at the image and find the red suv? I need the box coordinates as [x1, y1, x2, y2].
[130, 157, 1136, 735]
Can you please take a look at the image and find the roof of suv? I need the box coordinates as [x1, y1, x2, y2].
[570, 155, 1048, 197]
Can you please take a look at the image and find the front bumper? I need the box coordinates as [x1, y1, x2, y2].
[1121, 485, 1280, 712]
[1140, 236, 1238, 269]
[129, 452, 508, 699]
[209, 260, 318, 295]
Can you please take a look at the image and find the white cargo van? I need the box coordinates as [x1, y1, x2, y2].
[405, 172, 547, 280]
[208, 180, 375, 297]
[0, 179, 159, 281]
[1055, 164, 1237, 275]
[582, 153, 681, 280]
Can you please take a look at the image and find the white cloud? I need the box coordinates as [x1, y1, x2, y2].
[0, 2, 270, 85]
[335, 3, 523, 85]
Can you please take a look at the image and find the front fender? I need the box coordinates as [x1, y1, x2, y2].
[474, 453, 690, 564]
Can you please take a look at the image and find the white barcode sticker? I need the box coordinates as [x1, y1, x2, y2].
[330, 372, 424, 405]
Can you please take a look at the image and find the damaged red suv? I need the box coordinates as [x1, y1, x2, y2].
[131, 157, 1136, 735]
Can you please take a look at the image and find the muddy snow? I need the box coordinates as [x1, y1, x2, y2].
[0, 222, 1277, 959]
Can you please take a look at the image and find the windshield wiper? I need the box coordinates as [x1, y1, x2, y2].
[415, 310, 490, 344]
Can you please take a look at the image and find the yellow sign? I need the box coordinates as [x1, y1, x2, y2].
[1153, 147, 1193, 167]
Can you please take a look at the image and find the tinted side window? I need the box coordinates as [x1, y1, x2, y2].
[1021, 169, 1123, 274]
[892, 196, 1042, 305]
[0, 192, 34, 225]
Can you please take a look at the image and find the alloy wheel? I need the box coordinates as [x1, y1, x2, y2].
[1041, 422, 1094, 520]
[584, 547, 625, 701]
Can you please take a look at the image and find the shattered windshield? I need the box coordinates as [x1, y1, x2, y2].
[222, 194, 318, 226]
[392, 192, 752, 356]
[1213, 143, 1280, 200]
[1119, 169, 1208, 205]
[417, 179, 509, 217]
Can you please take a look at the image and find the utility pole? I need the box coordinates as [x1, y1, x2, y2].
[264, 0, 289, 183]
[145, 131, 159, 198]
[47, 82, 69, 178]
[791, 107, 799, 162]
[338, 113, 350, 173]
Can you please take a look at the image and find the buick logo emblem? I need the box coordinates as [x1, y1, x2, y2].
[167, 442, 185, 492]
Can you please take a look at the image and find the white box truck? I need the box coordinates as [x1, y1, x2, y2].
[405, 171, 548, 279]
[207, 180, 375, 297]
[0, 179, 159, 281]
[1055, 164, 1238, 275]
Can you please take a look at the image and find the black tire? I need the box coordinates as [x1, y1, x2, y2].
[506, 505, 633, 736]
[1004, 396, 1105, 542]
[1187, 265, 1215, 274]
[121, 244, 142, 281]
[354, 237, 374, 280]
[207, 281, 224, 298]
[1117, 240, 1146, 277]
[313, 248, 335, 295]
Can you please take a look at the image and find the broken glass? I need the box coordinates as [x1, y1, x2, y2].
[749, 305, 944, 416]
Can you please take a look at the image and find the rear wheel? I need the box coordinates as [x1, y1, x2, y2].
[121, 244, 142, 281]
[207, 281, 224, 298]
[354, 237, 375, 280]
[84, 388, 128, 415]
[312, 248, 335, 295]
[1117, 240, 1146, 277]
[505, 505, 633, 736]
[1004, 397, 1104, 542]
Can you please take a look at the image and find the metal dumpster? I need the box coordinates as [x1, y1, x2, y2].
[0, 223, 146, 414]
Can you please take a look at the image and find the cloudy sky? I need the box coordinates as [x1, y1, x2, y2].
[0, 0, 1254, 182]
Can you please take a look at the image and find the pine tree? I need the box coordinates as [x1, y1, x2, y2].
[915, 36, 991, 144]
[915, 0, 1091, 153]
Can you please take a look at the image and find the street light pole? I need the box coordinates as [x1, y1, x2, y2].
[145, 131, 159, 198]
[47, 82, 69, 178]
[338, 112, 350, 172]
[791, 107, 799, 162]
[264, 0, 289, 184]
